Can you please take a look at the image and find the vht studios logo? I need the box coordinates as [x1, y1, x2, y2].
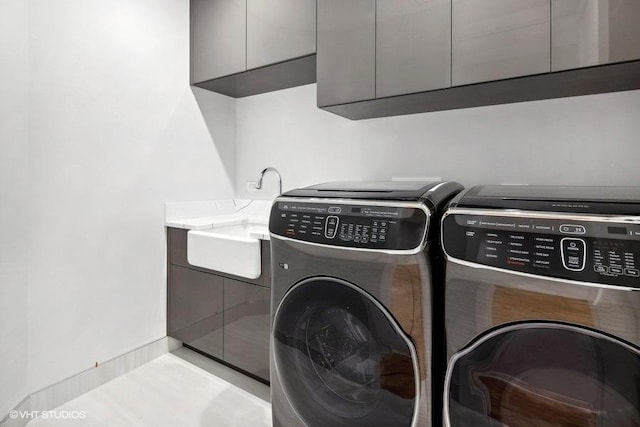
[9, 410, 87, 420]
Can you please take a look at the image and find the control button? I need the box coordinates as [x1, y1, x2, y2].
[610, 266, 624, 275]
[534, 224, 553, 231]
[560, 224, 586, 235]
[324, 216, 339, 239]
[625, 268, 640, 277]
[328, 206, 342, 214]
[594, 265, 609, 274]
[561, 238, 586, 272]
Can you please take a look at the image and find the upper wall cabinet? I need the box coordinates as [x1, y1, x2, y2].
[552, 0, 640, 71]
[192, 0, 317, 98]
[377, 0, 451, 97]
[452, 0, 550, 85]
[317, 0, 451, 107]
[247, 0, 316, 70]
[192, 0, 246, 84]
[318, 0, 640, 120]
[316, 0, 376, 106]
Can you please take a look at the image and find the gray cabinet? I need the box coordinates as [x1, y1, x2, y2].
[376, 0, 451, 98]
[191, 0, 246, 83]
[552, 0, 640, 71]
[318, 0, 640, 120]
[452, 0, 550, 86]
[317, 0, 375, 106]
[192, 0, 317, 97]
[223, 279, 270, 381]
[168, 266, 224, 359]
[318, 0, 451, 106]
[247, 0, 316, 70]
[166, 227, 271, 383]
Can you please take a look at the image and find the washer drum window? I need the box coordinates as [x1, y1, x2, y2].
[273, 277, 419, 427]
[446, 324, 640, 427]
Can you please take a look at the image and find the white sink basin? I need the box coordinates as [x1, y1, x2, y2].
[187, 222, 267, 279]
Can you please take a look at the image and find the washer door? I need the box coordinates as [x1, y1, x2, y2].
[273, 277, 418, 427]
[445, 323, 640, 427]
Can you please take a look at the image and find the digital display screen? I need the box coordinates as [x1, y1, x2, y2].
[608, 226, 628, 235]
[351, 207, 362, 213]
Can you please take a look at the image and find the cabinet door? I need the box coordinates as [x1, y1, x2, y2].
[191, 0, 246, 83]
[223, 279, 270, 381]
[552, 0, 640, 71]
[247, 0, 316, 70]
[452, 0, 550, 86]
[376, 0, 451, 98]
[317, 0, 376, 106]
[168, 266, 224, 359]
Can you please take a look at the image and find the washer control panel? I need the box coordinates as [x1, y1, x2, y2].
[443, 212, 640, 288]
[269, 200, 429, 250]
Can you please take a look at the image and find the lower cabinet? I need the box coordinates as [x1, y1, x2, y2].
[168, 265, 224, 360]
[223, 279, 270, 381]
[166, 229, 271, 383]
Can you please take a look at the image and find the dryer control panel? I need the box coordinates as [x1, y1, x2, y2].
[269, 200, 429, 251]
[443, 211, 640, 288]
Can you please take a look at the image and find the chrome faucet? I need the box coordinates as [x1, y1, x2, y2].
[256, 167, 282, 195]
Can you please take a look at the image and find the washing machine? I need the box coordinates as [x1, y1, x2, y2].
[441, 185, 640, 427]
[268, 181, 463, 427]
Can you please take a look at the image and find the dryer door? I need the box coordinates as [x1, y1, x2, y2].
[272, 277, 419, 427]
[445, 323, 640, 427]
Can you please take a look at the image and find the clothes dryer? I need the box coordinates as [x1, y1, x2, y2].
[442, 185, 640, 427]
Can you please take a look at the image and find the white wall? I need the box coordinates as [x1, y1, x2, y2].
[0, 0, 29, 417]
[235, 84, 640, 198]
[0, 0, 235, 411]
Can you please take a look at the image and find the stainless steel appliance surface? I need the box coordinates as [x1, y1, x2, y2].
[442, 185, 640, 427]
[268, 180, 463, 427]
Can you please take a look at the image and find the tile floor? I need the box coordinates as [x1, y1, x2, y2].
[27, 347, 271, 427]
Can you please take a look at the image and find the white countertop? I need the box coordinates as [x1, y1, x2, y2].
[164, 199, 273, 240]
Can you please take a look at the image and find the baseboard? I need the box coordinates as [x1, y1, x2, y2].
[0, 336, 181, 427]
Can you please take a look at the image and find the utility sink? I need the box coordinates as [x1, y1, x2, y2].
[187, 222, 268, 279]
